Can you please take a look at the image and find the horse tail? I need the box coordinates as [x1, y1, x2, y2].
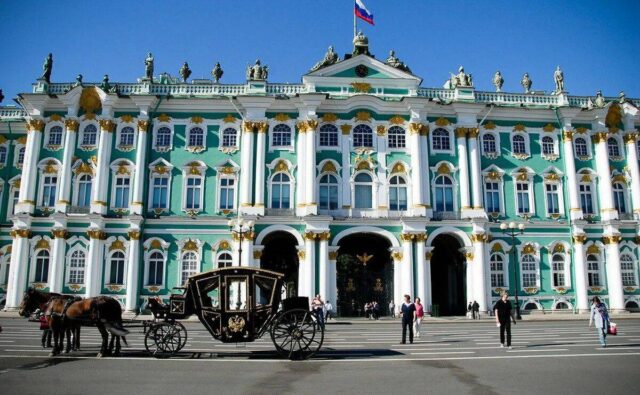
[104, 321, 129, 337]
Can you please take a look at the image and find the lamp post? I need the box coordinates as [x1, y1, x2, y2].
[227, 218, 255, 267]
[500, 221, 524, 320]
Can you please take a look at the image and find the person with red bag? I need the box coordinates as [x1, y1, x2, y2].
[38, 309, 52, 348]
[588, 297, 610, 348]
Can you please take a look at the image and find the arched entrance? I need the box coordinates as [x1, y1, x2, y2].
[260, 231, 299, 298]
[430, 234, 466, 316]
[336, 233, 393, 317]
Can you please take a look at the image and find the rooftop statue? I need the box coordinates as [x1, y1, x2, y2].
[619, 91, 627, 104]
[42, 53, 53, 83]
[100, 74, 111, 92]
[211, 62, 224, 83]
[448, 66, 472, 88]
[493, 71, 504, 92]
[73, 74, 83, 87]
[0, 89, 4, 103]
[594, 90, 606, 108]
[521, 73, 532, 94]
[553, 66, 564, 94]
[385, 50, 411, 73]
[144, 52, 154, 80]
[160, 72, 170, 84]
[179, 62, 192, 83]
[352, 31, 371, 56]
[310, 45, 339, 72]
[246, 59, 268, 81]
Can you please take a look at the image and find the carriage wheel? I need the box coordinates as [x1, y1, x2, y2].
[144, 322, 186, 358]
[270, 308, 324, 360]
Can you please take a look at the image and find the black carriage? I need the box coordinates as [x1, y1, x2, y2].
[144, 267, 324, 360]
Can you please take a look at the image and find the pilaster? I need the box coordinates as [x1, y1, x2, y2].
[603, 234, 625, 311]
[49, 214, 68, 293]
[424, 247, 434, 314]
[455, 127, 472, 218]
[125, 227, 142, 312]
[253, 122, 268, 215]
[328, 246, 339, 309]
[4, 222, 32, 310]
[239, 121, 256, 215]
[91, 119, 114, 215]
[16, 119, 45, 214]
[56, 119, 79, 212]
[558, 108, 583, 220]
[470, 231, 488, 312]
[572, 233, 589, 312]
[131, 120, 149, 215]
[85, 223, 106, 297]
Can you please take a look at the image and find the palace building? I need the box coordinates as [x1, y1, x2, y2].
[1, 34, 639, 316]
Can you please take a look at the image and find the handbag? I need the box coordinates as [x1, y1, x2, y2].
[607, 322, 617, 336]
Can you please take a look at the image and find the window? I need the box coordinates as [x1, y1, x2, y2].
[272, 124, 292, 147]
[188, 127, 204, 147]
[156, 127, 171, 149]
[219, 177, 235, 210]
[545, 183, 560, 215]
[185, 177, 202, 210]
[271, 173, 291, 209]
[76, 174, 92, 207]
[389, 175, 407, 211]
[354, 172, 373, 209]
[217, 252, 233, 268]
[607, 137, 620, 157]
[8, 185, 19, 219]
[41, 175, 57, 207]
[551, 254, 565, 287]
[521, 254, 537, 288]
[17, 147, 25, 166]
[1, 258, 9, 286]
[482, 134, 496, 154]
[613, 182, 627, 214]
[432, 128, 450, 151]
[120, 126, 135, 147]
[181, 251, 198, 285]
[147, 251, 164, 286]
[34, 250, 50, 283]
[587, 254, 601, 286]
[516, 182, 530, 214]
[574, 138, 588, 157]
[319, 124, 338, 147]
[113, 176, 131, 209]
[620, 254, 637, 286]
[0, 146, 6, 164]
[434, 175, 454, 212]
[48, 126, 63, 146]
[388, 126, 406, 149]
[222, 128, 237, 147]
[81, 124, 98, 146]
[512, 135, 526, 154]
[68, 250, 86, 285]
[485, 181, 500, 213]
[319, 174, 338, 210]
[579, 183, 595, 215]
[151, 177, 169, 209]
[353, 124, 373, 148]
[109, 251, 126, 285]
[541, 136, 554, 155]
[490, 253, 505, 287]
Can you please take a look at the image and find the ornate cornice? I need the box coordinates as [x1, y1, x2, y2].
[400, 233, 427, 242]
[28, 119, 45, 132]
[65, 119, 79, 132]
[304, 231, 331, 241]
[10, 229, 31, 238]
[51, 229, 68, 239]
[340, 124, 352, 135]
[470, 233, 487, 243]
[623, 132, 638, 144]
[602, 235, 622, 245]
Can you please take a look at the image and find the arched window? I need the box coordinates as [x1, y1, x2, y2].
[68, 250, 86, 285]
[389, 175, 407, 210]
[319, 124, 338, 147]
[156, 127, 171, 148]
[0, 146, 7, 164]
[319, 174, 338, 210]
[434, 175, 454, 212]
[41, 174, 58, 207]
[388, 126, 406, 149]
[353, 124, 373, 148]
[76, 174, 92, 208]
[541, 136, 554, 155]
[34, 250, 50, 283]
[587, 254, 601, 286]
[432, 128, 450, 151]
[188, 127, 204, 147]
[181, 251, 198, 285]
[620, 253, 637, 286]
[109, 251, 126, 285]
[17, 147, 26, 166]
[147, 251, 164, 286]
[551, 254, 565, 287]
[222, 128, 237, 147]
[524, 303, 538, 310]
[219, 177, 235, 210]
[354, 172, 373, 209]
[272, 124, 292, 147]
[521, 254, 537, 288]
[113, 175, 131, 208]
[482, 134, 496, 154]
[485, 180, 500, 213]
[607, 137, 620, 157]
[613, 182, 628, 214]
[512, 135, 526, 154]
[574, 138, 588, 157]
[48, 126, 63, 146]
[555, 302, 569, 310]
[490, 253, 505, 287]
[82, 124, 98, 146]
[271, 173, 291, 209]
[218, 252, 233, 268]
[120, 126, 135, 146]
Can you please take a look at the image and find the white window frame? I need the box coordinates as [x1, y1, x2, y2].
[317, 123, 340, 150]
[577, 171, 598, 216]
[573, 135, 592, 160]
[219, 124, 240, 153]
[550, 253, 568, 288]
[0, 247, 11, 287]
[6, 176, 20, 220]
[0, 142, 9, 168]
[216, 251, 233, 268]
[482, 167, 505, 217]
[612, 181, 629, 215]
[542, 172, 565, 218]
[352, 124, 375, 150]
[489, 252, 508, 289]
[186, 125, 207, 153]
[177, 239, 203, 286]
[36, 159, 61, 209]
[269, 171, 294, 209]
[65, 243, 88, 289]
[78, 122, 99, 151]
[388, 173, 409, 212]
[519, 251, 540, 290]
[152, 123, 174, 152]
[181, 162, 206, 213]
[44, 122, 64, 151]
[116, 123, 137, 152]
[351, 170, 377, 211]
[109, 161, 134, 210]
[29, 245, 51, 285]
[607, 135, 624, 160]
[430, 163, 458, 215]
[73, 173, 93, 209]
[620, 251, 637, 287]
[105, 249, 127, 286]
[143, 238, 170, 289]
[217, 175, 238, 211]
[148, 159, 174, 212]
[13, 144, 26, 169]
[387, 126, 407, 150]
[586, 252, 603, 288]
[480, 131, 500, 158]
[269, 122, 294, 151]
[511, 169, 535, 217]
[431, 127, 454, 154]
[510, 132, 530, 159]
[540, 134, 559, 160]
[317, 172, 340, 213]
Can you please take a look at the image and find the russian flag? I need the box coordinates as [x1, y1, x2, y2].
[355, 0, 374, 25]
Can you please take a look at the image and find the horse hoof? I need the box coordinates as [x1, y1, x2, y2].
[96, 353, 103, 358]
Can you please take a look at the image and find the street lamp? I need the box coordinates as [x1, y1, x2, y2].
[227, 218, 255, 267]
[500, 221, 525, 320]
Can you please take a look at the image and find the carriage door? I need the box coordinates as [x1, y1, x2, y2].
[223, 275, 252, 340]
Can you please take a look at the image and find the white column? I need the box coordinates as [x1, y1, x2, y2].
[593, 132, 617, 221]
[254, 125, 267, 214]
[85, 230, 105, 297]
[400, 235, 414, 298]
[456, 128, 471, 217]
[471, 233, 488, 312]
[125, 231, 141, 311]
[318, 233, 329, 301]
[468, 129, 484, 214]
[298, 235, 315, 298]
[328, 247, 339, 311]
[305, 121, 318, 215]
[239, 122, 255, 213]
[131, 121, 149, 215]
[624, 133, 640, 217]
[409, 124, 425, 215]
[49, 229, 67, 293]
[56, 120, 79, 212]
[562, 130, 582, 219]
[252, 245, 264, 268]
[91, 120, 114, 215]
[391, 247, 403, 312]
[420, 131, 432, 217]
[16, 120, 44, 214]
[464, 247, 475, 307]
[341, 127, 351, 213]
[241, 236, 253, 269]
[604, 237, 625, 311]
[296, 127, 307, 216]
[4, 230, 31, 310]
[424, 247, 434, 314]
[415, 236, 426, 302]
[572, 235, 589, 313]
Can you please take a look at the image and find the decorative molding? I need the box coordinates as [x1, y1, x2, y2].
[157, 114, 171, 123]
[602, 235, 622, 245]
[137, 120, 149, 132]
[274, 113, 290, 122]
[355, 111, 372, 122]
[328, 251, 339, 260]
[86, 230, 107, 240]
[543, 123, 556, 132]
[391, 251, 403, 262]
[128, 231, 141, 240]
[351, 82, 371, 93]
[340, 124, 352, 135]
[321, 161, 337, 173]
[524, 287, 539, 295]
[586, 244, 600, 254]
[297, 250, 306, 260]
[322, 113, 338, 123]
[51, 229, 68, 239]
[391, 162, 405, 174]
[435, 117, 450, 126]
[513, 124, 526, 132]
[191, 116, 204, 124]
[389, 115, 405, 125]
[65, 119, 79, 131]
[376, 125, 386, 136]
[109, 240, 126, 252]
[10, 229, 31, 238]
[99, 119, 115, 132]
[35, 239, 50, 250]
[223, 114, 237, 123]
[28, 119, 46, 132]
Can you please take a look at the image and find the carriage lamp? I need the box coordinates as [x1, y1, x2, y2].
[228, 218, 255, 267]
[500, 221, 525, 320]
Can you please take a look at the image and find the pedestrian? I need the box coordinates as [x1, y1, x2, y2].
[373, 301, 380, 320]
[324, 300, 334, 321]
[312, 294, 325, 328]
[389, 300, 396, 318]
[400, 294, 416, 344]
[413, 297, 424, 337]
[38, 309, 52, 348]
[493, 292, 516, 349]
[589, 296, 610, 348]
[467, 302, 473, 319]
[472, 300, 480, 319]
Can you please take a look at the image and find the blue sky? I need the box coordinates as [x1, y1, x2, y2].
[1, 0, 639, 104]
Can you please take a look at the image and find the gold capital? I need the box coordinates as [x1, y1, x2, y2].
[99, 119, 115, 132]
[87, 230, 107, 240]
[10, 229, 31, 238]
[65, 119, 80, 132]
[591, 132, 608, 144]
[602, 235, 622, 245]
[128, 230, 141, 240]
[340, 124, 352, 135]
[51, 229, 69, 239]
[137, 120, 149, 132]
[623, 133, 638, 144]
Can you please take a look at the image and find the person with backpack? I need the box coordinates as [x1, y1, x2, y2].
[589, 296, 610, 348]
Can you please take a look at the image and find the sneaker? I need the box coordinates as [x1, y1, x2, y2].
[500, 344, 504, 348]
[508, 346, 513, 350]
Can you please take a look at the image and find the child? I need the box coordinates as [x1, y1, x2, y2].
[38, 310, 52, 348]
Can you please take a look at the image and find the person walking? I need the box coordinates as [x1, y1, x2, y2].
[389, 301, 396, 318]
[312, 294, 325, 328]
[467, 302, 473, 319]
[589, 296, 610, 348]
[38, 309, 52, 348]
[472, 300, 480, 320]
[400, 295, 416, 344]
[413, 297, 424, 338]
[373, 301, 380, 320]
[324, 300, 334, 321]
[493, 292, 516, 349]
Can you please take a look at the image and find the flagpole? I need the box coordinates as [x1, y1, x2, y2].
[353, 2, 357, 38]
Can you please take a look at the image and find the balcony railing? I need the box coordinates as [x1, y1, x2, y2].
[265, 208, 295, 216]
[432, 211, 461, 221]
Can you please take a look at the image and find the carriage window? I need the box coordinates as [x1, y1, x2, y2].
[197, 276, 220, 309]
[227, 277, 248, 310]
[254, 275, 277, 307]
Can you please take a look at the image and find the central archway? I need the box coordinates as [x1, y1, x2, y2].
[430, 233, 466, 316]
[336, 233, 393, 317]
[260, 231, 299, 298]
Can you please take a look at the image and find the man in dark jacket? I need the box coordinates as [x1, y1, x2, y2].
[472, 300, 480, 319]
[493, 292, 517, 349]
[400, 294, 416, 344]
